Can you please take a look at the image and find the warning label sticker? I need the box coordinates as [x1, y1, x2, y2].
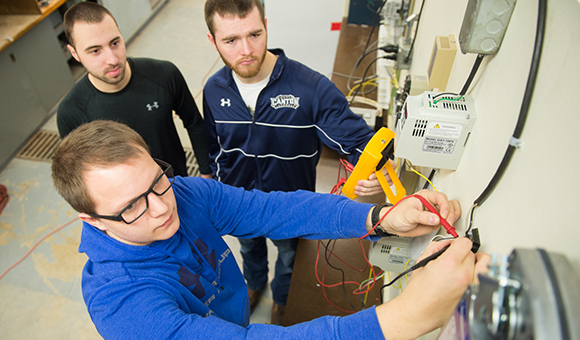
[423, 137, 457, 154]
[426, 122, 462, 139]
[388, 255, 409, 265]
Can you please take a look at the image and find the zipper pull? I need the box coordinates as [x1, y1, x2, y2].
[247, 106, 255, 122]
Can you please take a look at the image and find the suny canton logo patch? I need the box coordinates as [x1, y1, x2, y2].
[270, 94, 300, 109]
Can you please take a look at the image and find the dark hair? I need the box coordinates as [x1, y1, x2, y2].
[51, 120, 150, 214]
[64, 1, 117, 47]
[204, 0, 265, 38]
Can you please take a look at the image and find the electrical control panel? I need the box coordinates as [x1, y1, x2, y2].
[368, 236, 414, 273]
[395, 91, 477, 170]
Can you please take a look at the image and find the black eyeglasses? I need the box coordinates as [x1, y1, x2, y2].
[88, 159, 174, 224]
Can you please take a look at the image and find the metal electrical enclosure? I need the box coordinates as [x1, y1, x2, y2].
[459, 0, 517, 55]
[395, 92, 477, 170]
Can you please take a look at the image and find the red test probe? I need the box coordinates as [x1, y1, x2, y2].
[409, 194, 459, 238]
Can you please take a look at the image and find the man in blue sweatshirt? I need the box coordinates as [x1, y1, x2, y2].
[51, 120, 489, 340]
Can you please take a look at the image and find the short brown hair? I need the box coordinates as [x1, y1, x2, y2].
[204, 0, 265, 38]
[51, 120, 150, 214]
[64, 1, 118, 47]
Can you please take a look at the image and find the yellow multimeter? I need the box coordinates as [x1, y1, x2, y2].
[342, 127, 406, 204]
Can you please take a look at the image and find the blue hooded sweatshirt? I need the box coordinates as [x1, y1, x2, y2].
[79, 177, 384, 339]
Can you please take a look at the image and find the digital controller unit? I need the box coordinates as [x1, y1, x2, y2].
[395, 91, 477, 170]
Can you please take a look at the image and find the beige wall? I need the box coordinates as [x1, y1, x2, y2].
[406, 0, 580, 273]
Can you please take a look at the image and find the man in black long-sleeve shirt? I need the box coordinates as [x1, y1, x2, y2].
[57, 2, 211, 178]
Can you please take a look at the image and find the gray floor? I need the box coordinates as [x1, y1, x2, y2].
[0, 0, 342, 338]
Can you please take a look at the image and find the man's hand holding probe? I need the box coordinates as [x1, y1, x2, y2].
[365, 189, 461, 237]
[364, 189, 491, 339]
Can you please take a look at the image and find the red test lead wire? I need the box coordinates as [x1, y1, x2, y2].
[410, 194, 459, 238]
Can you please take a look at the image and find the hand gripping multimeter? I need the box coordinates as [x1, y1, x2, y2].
[342, 127, 406, 204]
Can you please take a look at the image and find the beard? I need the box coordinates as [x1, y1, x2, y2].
[93, 61, 127, 85]
[218, 47, 267, 79]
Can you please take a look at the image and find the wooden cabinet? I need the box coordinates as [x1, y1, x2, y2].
[0, 0, 41, 15]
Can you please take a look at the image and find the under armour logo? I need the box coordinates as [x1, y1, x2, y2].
[220, 98, 231, 107]
[146, 102, 159, 111]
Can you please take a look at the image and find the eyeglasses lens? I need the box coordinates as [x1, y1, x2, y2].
[120, 171, 174, 223]
[121, 196, 148, 222]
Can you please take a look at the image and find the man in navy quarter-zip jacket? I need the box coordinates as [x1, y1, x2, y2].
[51, 120, 489, 340]
[203, 0, 391, 323]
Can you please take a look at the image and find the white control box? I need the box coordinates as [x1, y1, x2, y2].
[369, 236, 414, 273]
[351, 107, 377, 129]
[395, 91, 476, 170]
